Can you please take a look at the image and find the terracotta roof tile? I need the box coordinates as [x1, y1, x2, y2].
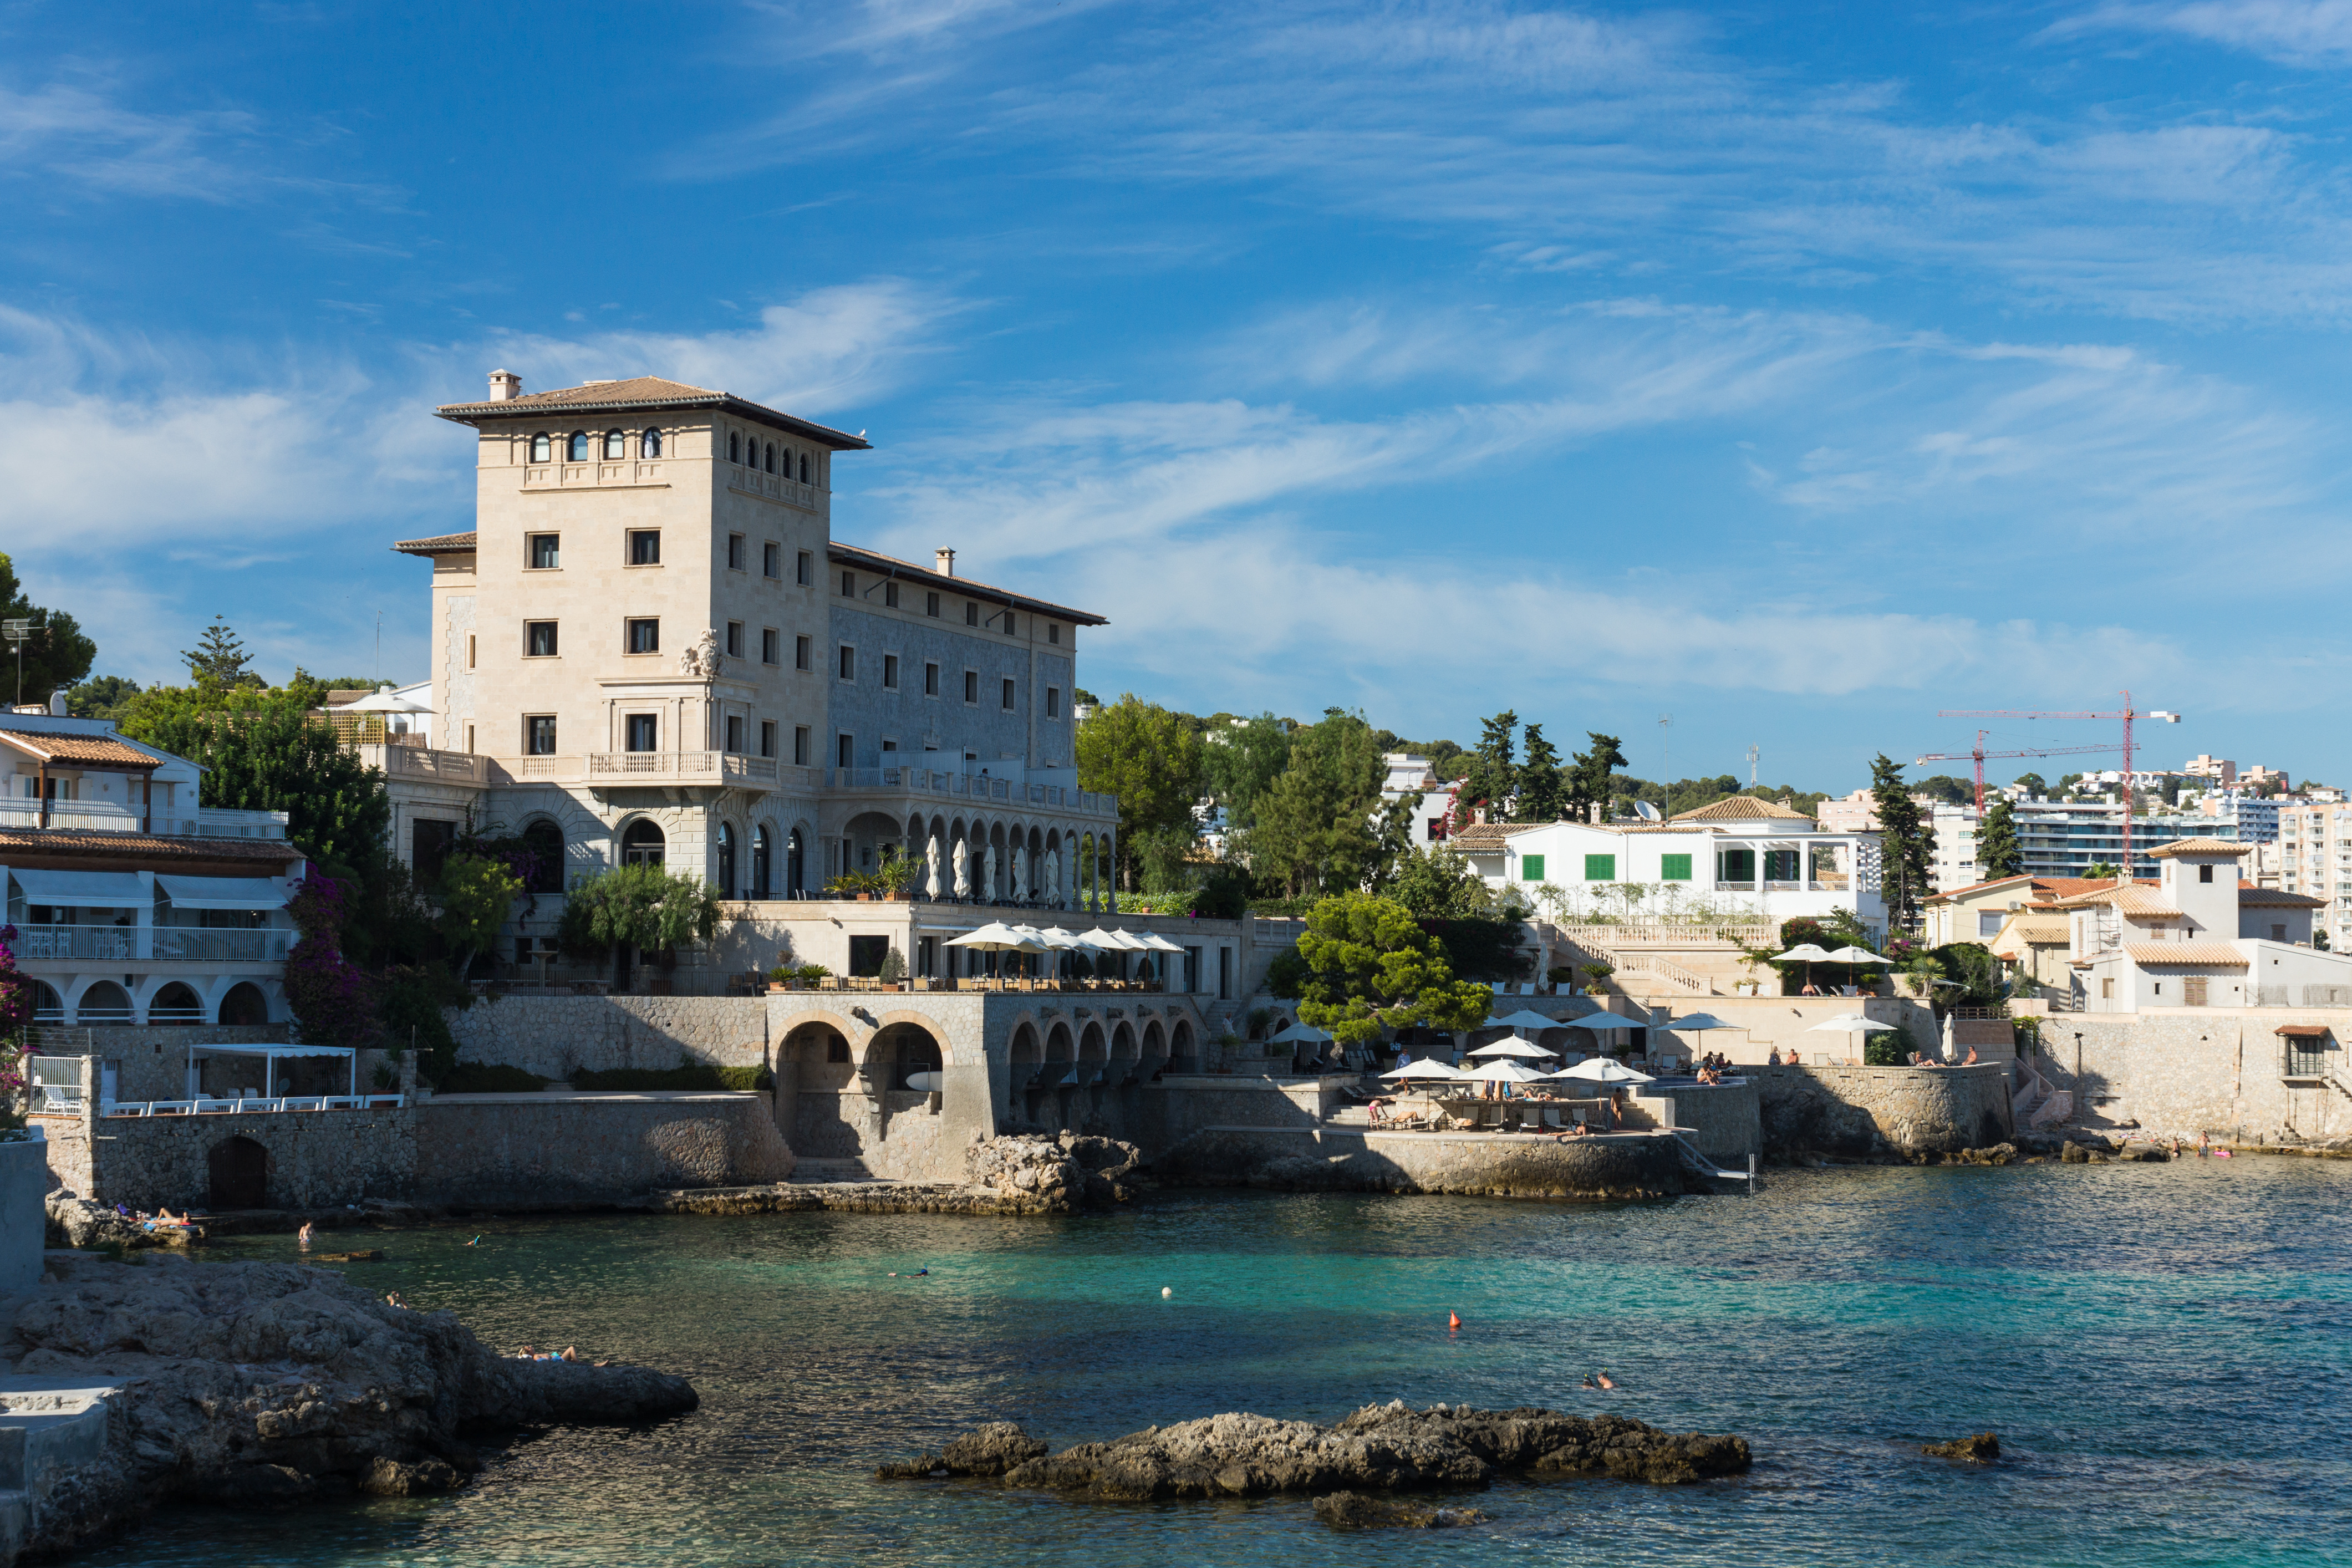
[1447, 823, 1545, 849]
[435, 376, 870, 449]
[2239, 885, 2325, 907]
[2051, 885, 2182, 916]
[391, 532, 477, 556]
[2147, 837, 2249, 859]
[1670, 795, 1813, 822]
[2124, 941, 2247, 966]
[0, 730, 161, 769]
[0, 829, 304, 864]
[828, 541, 1108, 627]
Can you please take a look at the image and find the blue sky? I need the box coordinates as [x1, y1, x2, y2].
[4, 1, 2350, 793]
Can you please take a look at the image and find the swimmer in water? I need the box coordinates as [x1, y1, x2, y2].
[466, 1235, 482, 1246]
[296, 1222, 314, 1251]
[1581, 1373, 1598, 1389]
[1596, 1371, 1617, 1391]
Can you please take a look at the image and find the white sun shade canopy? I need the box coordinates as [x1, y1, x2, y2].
[155, 875, 291, 912]
[9, 868, 146, 907]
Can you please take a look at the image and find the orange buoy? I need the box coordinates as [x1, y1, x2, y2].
[1448, 1311, 1462, 1330]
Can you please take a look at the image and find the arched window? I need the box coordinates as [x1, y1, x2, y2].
[728, 431, 741, 464]
[752, 824, 772, 899]
[800, 452, 810, 483]
[530, 432, 551, 462]
[604, 429, 627, 460]
[521, 818, 565, 893]
[640, 427, 662, 459]
[567, 430, 589, 462]
[717, 823, 736, 899]
[218, 981, 269, 1025]
[621, 819, 666, 867]
[787, 828, 805, 897]
[765, 442, 776, 474]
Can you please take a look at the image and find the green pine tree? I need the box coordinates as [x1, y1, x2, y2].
[1566, 732, 1627, 823]
[1870, 754, 1935, 929]
[1513, 722, 1566, 821]
[181, 617, 264, 689]
[0, 552, 98, 706]
[1976, 796, 2025, 879]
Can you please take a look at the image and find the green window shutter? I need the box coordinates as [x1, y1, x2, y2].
[1521, 854, 1546, 882]
[1660, 853, 1692, 882]
[1584, 854, 1615, 881]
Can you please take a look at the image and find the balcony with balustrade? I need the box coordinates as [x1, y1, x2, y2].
[12, 925, 296, 964]
[827, 765, 1116, 818]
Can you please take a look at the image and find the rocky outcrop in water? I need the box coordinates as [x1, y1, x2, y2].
[2, 1251, 696, 1559]
[963, 1134, 1140, 1213]
[879, 1401, 1750, 1500]
[1314, 1490, 1488, 1528]
[1922, 1433, 2000, 1463]
[44, 1194, 184, 1251]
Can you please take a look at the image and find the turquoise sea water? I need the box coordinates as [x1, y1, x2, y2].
[82, 1158, 2352, 1567]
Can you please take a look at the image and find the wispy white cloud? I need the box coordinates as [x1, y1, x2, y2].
[714, 0, 2352, 324]
[2057, 0, 2352, 64]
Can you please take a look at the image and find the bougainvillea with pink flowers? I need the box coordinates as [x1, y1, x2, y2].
[0, 924, 29, 1127]
[282, 875, 381, 1051]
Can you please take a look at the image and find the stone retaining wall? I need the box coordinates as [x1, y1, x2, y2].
[447, 997, 774, 1078]
[2038, 1011, 2350, 1142]
[34, 1093, 793, 1210]
[1151, 1126, 1684, 1199]
[414, 1093, 793, 1201]
[1634, 1080, 1760, 1167]
[1752, 1062, 2013, 1156]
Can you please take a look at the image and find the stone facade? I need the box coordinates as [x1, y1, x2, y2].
[1150, 1126, 1687, 1199]
[33, 1091, 792, 1210]
[2038, 1009, 2351, 1142]
[1751, 1062, 2014, 1156]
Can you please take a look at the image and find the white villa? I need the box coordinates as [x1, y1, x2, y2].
[2058, 838, 2352, 1012]
[1447, 796, 1887, 933]
[0, 705, 304, 1028]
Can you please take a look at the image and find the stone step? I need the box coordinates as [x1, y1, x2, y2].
[789, 1158, 877, 1183]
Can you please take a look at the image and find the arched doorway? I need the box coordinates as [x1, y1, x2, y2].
[1077, 1021, 1107, 1088]
[1010, 1023, 1045, 1093]
[208, 1136, 268, 1209]
[717, 823, 737, 898]
[752, 825, 772, 899]
[782, 1021, 859, 1157]
[218, 982, 269, 1026]
[150, 982, 203, 1026]
[73, 981, 131, 1026]
[29, 981, 63, 1025]
[622, 819, 665, 867]
[870, 1022, 943, 1090]
[522, 818, 565, 892]
[787, 829, 806, 896]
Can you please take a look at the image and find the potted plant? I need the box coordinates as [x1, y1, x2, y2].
[877, 947, 908, 990]
[877, 848, 918, 902]
[1546, 964, 1577, 995]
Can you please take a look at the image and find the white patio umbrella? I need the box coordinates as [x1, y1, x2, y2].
[1463, 1058, 1551, 1084]
[1772, 941, 1835, 991]
[1658, 1011, 1740, 1066]
[1556, 1012, 1637, 1032]
[1381, 1058, 1468, 1082]
[342, 684, 430, 714]
[1486, 1007, 1565, 1035]
[1267, 1020, 1334, 1045]
[1035, 927, 1086, 950]
[1548, 1057, 1655, 1086]
[1468, 1038, 1558, 1060]
[1824, 945, 1891, 966]
[946, 922, 1045, 952]
[1134, 931, 1187, 953]
[1803, 1010, 1897, 1066]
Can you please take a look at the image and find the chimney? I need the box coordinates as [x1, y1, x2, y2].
[935, 548, 956, 577]
[487, 369, 521, 401]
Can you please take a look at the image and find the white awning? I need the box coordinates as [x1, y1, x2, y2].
[155, 875, 288, 912]
[8, 868, 145, 907]
[192, 1043, 352, 1059]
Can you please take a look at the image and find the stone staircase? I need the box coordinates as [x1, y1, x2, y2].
[2012, 1057, 2074, 1129]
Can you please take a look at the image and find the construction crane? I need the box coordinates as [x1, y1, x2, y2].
[1913, 732, 2119, 815]
[1937, 692, 2182, 877]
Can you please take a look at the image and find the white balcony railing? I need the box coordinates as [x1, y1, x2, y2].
[586, 752, 782, 786]
[826, 767, 1116, 817]
[12, 925, 294, 963]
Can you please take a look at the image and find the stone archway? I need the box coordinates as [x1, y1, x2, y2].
[870, 1021, 944, 1091]
[218, 982, 269, 1026]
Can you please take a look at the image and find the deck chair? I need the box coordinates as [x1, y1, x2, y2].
[1478, 1103, 1503, 1128]
[1541, 1107, 1564, 1129]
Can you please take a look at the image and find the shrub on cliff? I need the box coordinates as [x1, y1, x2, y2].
[282, 875, 380, 1051]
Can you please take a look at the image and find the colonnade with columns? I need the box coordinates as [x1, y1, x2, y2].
[895, 812, 1118, 910]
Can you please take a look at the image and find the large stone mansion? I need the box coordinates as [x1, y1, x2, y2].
[388, 371, 1122, 919]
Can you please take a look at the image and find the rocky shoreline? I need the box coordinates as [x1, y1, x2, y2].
[879, 1402, 1752, 1514]
[0, 1251, 696, 1562]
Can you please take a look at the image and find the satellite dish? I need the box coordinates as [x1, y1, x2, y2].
[1635, 801, 1662, 822]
